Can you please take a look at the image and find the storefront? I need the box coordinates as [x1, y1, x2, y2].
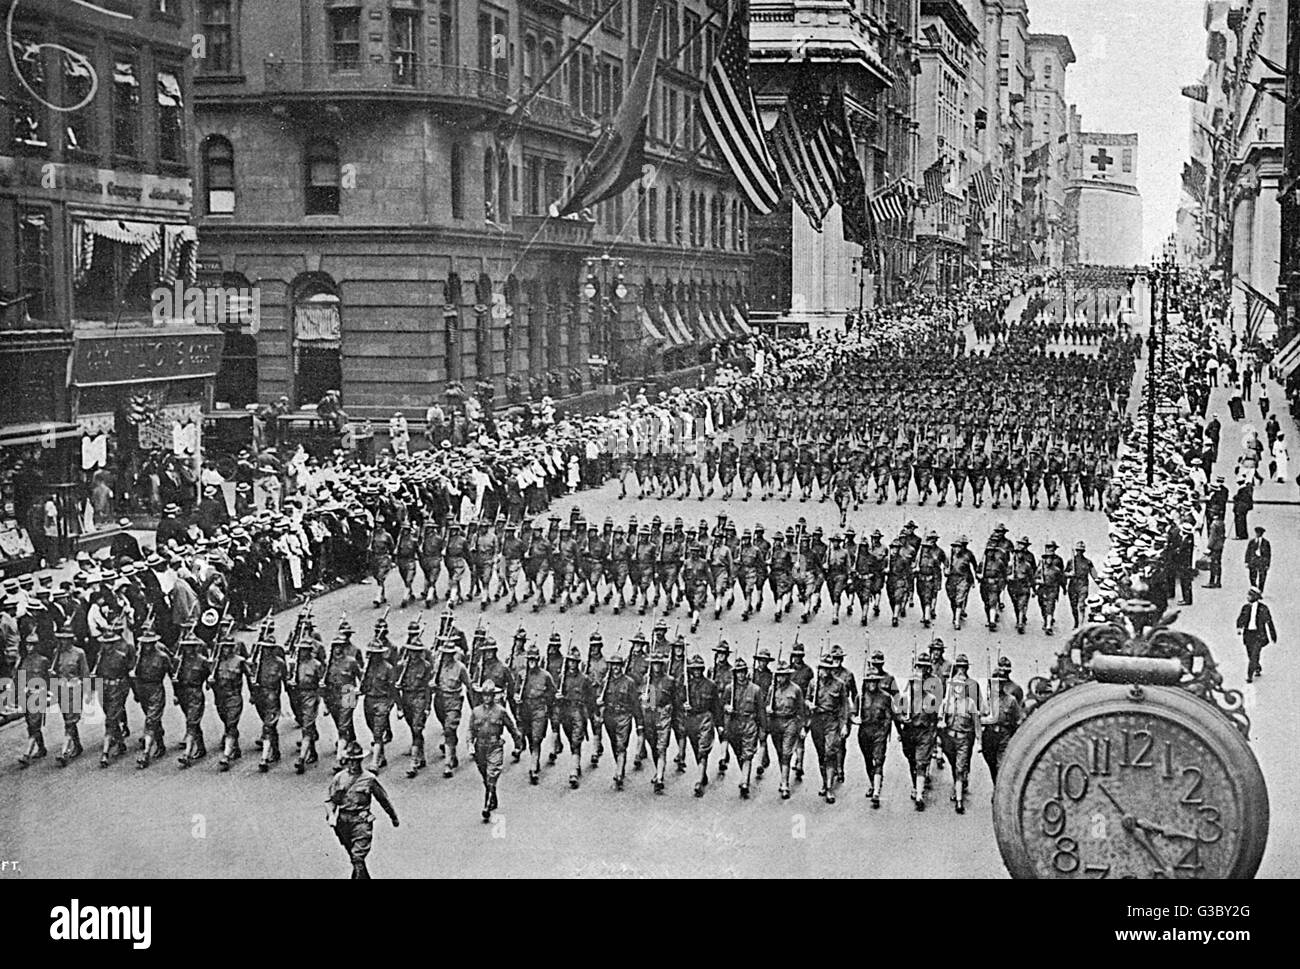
[71, 330, 222, 520]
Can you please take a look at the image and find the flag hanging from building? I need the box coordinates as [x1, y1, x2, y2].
[969, 163, 998, 209]
[824, 82, 871, 249]
[922, 158, 949, 203]
[1237, 278, 1279, 342]
[551, 5, 663, 217]
[1181, 82, 1209, 103]
[770, 63, 838, 231]
[1273, 331, 1300, 379]
[1025, 142, 1051, 172]
[1182, 159, 1207, 202]
[700, 1, 782, 214]
[869, 182, 906, 224]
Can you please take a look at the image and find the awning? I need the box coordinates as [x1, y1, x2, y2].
[670, 304, 696, 345]
[654, 303, 686, 347]
[638, 305, 666, 343]
[711, 304, 734, 339]
[695, 308, 719, 343]
[731, 303, 754, 336]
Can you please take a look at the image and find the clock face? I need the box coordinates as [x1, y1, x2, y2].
[1018, 711, 1239, 879]
[995, 684, 1268, 879]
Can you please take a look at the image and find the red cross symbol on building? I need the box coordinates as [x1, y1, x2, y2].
[1091, 148, 1114, 172]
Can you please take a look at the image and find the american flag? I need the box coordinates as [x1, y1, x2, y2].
[922, 158, 948, 204]
[970, 163, 998, 209]
[1273, 330, 1300, 379]
[700, 1, 782, 214]
[824, 82, 872, 251]
[770, 64, 838, 231]
[1237, 278, 1278, 342]
[869, 183, 905, 224]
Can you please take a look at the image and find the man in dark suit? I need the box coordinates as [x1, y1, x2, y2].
[1232, 480, 1254, 540]
[1235, 588, 1276, 683]
[1245, 526, 1271, 592]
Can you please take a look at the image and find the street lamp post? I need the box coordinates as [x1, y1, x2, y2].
[1146, 260, 1159, 485]
[584, 253, 627, 384]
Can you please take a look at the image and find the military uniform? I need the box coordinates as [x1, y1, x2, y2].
[432, 642, 473, 775]
[327, 744, 399, 879]
[469, 686, 522, 819]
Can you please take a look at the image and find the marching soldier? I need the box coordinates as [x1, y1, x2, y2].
[1007, 537, 1038, 635]
[469, 682, 523, 821]
[766, 659, 805, 799]
[808, 651, 850, 803]
[360, 632, 397, 771]
[751, 648, 775, 777]
[418, 517, 445, 607]
[516, 643, 556, 785]
[1064, 540, 1098, 628]
[174, 628, 212, 768]
[886, 533, 914, 627]
[722, 657, 768, 799]
[395, 620, 435, 777]
[444, 522, 470, 607]
[285, 625, 325, 772]
[327, 740, 399, 879]
[642, 649, 677, 794]
[1036, 540, 1066, 634]
[50, 624, 90, 764]
[981, 658, 1023, 781]
[711, 641, 733, 774]
[89, 626, 129, 768]
[16, 633, 52, 767]
[857, 669, 893, 808]
[678, 654, 722, 797]
[600, 653, 637, 790]
[556, 645, 596, 788]
[945, 535, 977, 630]
[211, 631, 247, 771]
[914, 530, 946, 628]
[133, 629, 172, 769]
[247, 622, 288, 772]
[977, 532, 1009, 631]
[394, 523, 418, 607]
[825, 534, 851, 624]
[324, 622, 364, 763]
[938, 654, 981, 814]
[896, 653, 941, 811]
[432, 635, 473, 777]
[368, 519, 394, 607]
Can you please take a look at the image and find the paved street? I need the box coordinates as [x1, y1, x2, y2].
[4, 421, 1295, 878]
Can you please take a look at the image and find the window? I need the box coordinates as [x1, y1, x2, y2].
[156, 69, 184, 163]
[689, 190, 698, 246]
[9, 35, 48, 151]
[391, 9, 418, 84]
[606, 0, 624, 35]
[637, 0, 655, 46]
[673, 187, 683, 244]
[648, 186, 658, 241]
[329, 8, 361, 71]
[112, 55, 141, 157]
[663, 2, 679, 63]
[541, 40, 556, 96]
[637, 185, 647, 240]
[440, 0, 458, 66]
[305, 138, 340, 214]
[684, 10, 702, 75]
[17, 207, 54, 321]
[523, 35, 536, 85]
[999, 67, 1009, 85]
[450, 144, 465, 218]
[667, 88, 678, 142]
[477, 11, 507, 77]
[63, 47, 97, 154]
[524, 156, 540, 214]
[199, 0, 234, 74]
[74, 222, 163, 321]
[1043, 61, 1052, 81]
[1122, 148, 1133, 172]
[203, 136, 235, 214]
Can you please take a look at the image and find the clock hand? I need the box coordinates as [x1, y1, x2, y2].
[1134, 818, 1199, 841]
[1098, 785, 1176, 875]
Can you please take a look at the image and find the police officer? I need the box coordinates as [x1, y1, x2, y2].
[327, 740, 399, 879]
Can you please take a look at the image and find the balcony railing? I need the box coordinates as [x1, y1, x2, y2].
[513, 214, 595, 247]
[262, 59, 510, 104]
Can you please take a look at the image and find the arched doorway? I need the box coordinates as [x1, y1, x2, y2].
[291, 272, 342, 407]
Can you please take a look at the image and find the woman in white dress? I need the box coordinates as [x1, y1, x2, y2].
[1272, 433, 1290, 483]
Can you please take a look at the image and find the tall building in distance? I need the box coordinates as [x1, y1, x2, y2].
[1023, 32, 1073, 266]
[748, 0, 918, 322]
[1066, 121, 1143, 266]
[195, 0, 752, 417]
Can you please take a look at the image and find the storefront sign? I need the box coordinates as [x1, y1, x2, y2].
[0, 155, 192, 213]
[72, 333, 223, 386]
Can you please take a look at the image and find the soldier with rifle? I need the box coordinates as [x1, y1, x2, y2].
[642, 650, 677, 794]
[857, 664, 893, 809]
[324, 618, 364, 765]
[751, 647, 774, 777]
[722, 656, 768, 799]
[945, 535, 978, 630]
[245, 619, 287, 772]
[444, 522, 470, 607]
[174, 624, 213, 768]
[981, 656, 1024, 780]
[360, 628, 398, 771]
[808, 649, 851, 803]
[896, 652, 942, 811]
[500, 521, 526, 612]
[395, 618, 434, 777]
[89, 625, 129, 768]
[557, 645, 596, 788]
[474, 636, 514, 709]
[599, 651, 636, 790]
[585, 632, 608, 766]
[938, 654, 981, 814]
[516, 643, 557, 785]
[133, 628, 173, 769]
[625, 630, 650, 770]
[418, 516, 446, 607]
[709, 641, 734, 774]
[210, 629, 247, 770]
[767, 655, 806, 800]
[432, 631, 473, 777]
[678, 654, 722, 798]
[394, 522, 419, 607]
[469, 682, 523, 821]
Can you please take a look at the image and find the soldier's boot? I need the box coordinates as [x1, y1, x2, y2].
[693, 762, 709, 798]
[954, 776, 966, 814]
[718, 744, 729, 774]
[137, 732, 157, 769]
[794, 745, 805, 783]
[831, 603, 840, 625]
[779, 759, 792, 799]
[871, 772, 883, 809]
[690, 610, 700, 634]
[633, 737, 646, 770]
[914, 773, 927, 810]
[739, 760, 753, 799]
[482, 786, 493, 822]
[19, 735, 42, 767]
[569, 750, 581, 788]
[591, 737, 603, 766]
[179, 731, 200, 769]
[613, 751, 627, 790]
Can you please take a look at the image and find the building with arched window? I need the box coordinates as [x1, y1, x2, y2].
[194, 0, 752, 419]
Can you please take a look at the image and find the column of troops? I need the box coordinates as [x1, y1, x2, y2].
[16, 594, 1044, 818]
